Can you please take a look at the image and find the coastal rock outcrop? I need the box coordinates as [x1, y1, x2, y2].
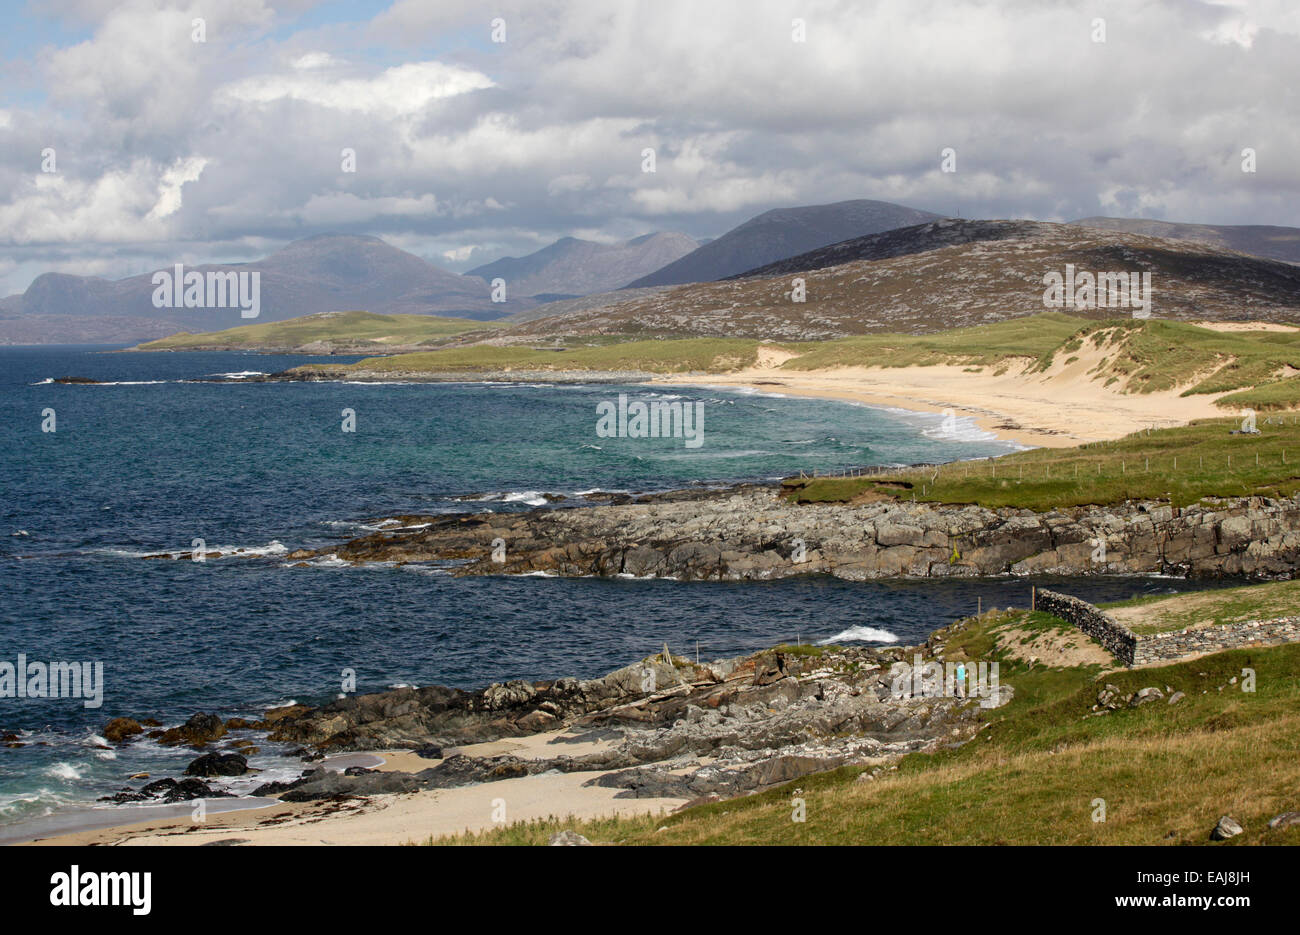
[264, 654, 704, 750]
[155, 712, 228, 747]
[244, 623, 1011, 809]
[277, 487, 1300, 582]
[103, 717, 143, 742]
[184, 752, 249, 777]
[99, 776, 233, 805]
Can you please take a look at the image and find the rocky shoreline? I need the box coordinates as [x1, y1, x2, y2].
[254, 483, 1300, 581]
[91, 480, 1300, 829]
[93, 624, 1012, 815]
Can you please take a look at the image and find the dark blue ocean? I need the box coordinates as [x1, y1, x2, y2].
[0, 345, 1221, 824]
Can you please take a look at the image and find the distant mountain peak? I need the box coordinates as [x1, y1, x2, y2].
[465, 231, 698, 297]
[1068, 216, 1300, 265]
[624, 199, 943, 288]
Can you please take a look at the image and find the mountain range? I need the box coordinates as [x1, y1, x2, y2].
[490, 218, 1300, 343]
[0, 234, 533, 345]
[6, 199, 1300, 345]
[466, 232, 697, 297]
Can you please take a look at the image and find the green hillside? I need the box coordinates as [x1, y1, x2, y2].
[134, 310, 497, 351]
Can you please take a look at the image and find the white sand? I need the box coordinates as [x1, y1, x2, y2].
[21, 731, 685, 846]
[658, 340, 1241, 448]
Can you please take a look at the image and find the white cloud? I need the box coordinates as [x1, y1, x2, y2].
[2, 0, 1299, 295]
[441, 245, 477, 263]
[219, 61, 494, 117]
[146, 155, 208, 220]
[291, 51, 341, 70]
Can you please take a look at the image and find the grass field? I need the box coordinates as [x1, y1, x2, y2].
[431, 604, 1300, 846]
[778, 311, 1084, 371]
[1103, 579, 1300, 635]
[786, 416, 1300, 509]
[135, 310, 497, 350]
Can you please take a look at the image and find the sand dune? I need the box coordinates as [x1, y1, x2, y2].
[659, 342, 1240, 448]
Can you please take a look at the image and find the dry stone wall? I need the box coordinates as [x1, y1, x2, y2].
[1035, 588, 1300, 665]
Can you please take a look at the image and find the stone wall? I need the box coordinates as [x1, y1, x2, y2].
[1133, 616, 1300, 664]
[1036, 588, 1300, 666]
[1035, 589, 1139, 664]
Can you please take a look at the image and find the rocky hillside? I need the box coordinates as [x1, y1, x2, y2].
[1072, 217, 1300, 265]
[624, 199, 942, 288]
[467, 232, 697, 297]
[495, 219, 1300, 342]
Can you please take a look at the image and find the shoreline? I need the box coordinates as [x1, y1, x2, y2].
[652, 351, 1233, 450]
[9, 630, 1017, 846]
[11, 715, 701, 846]
[54, 348, 1236, 451]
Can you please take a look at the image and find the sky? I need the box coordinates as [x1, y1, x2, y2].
[0, 0, 1297, 297]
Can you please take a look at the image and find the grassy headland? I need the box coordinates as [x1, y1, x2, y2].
[133, 310, 498, 352]
[785, 416, 1300, 509]
[298, 337, 763, 374]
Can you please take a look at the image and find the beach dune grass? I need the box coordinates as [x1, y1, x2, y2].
[432, 607, 1300, 846]
[778, 314, 1300, 400]
[787, 416, 1300, 510]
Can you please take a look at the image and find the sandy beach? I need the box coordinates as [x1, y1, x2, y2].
[19, 731, 686, 847]
[657, 343, 1238, 449]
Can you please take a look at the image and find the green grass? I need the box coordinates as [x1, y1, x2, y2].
[1218, 376, 1300, 411]
[431, 607, 1300, 846]
[777, 311, 1084, 371]
[323, 338, 762, 374]
[1076, 319, 1300, 396]
[135, 310, 497, 350]
[1102, 578, 1300, 634]
[785, 417, 1300, 509]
